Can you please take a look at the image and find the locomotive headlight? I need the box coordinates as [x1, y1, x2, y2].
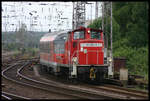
[88, 30, 90, 34]
[108, 57, 112, 62]
[72, 57, 78, 64]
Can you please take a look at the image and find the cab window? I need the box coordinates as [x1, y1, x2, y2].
[73, 30, 84, 40]
[90, 30, 101, 39]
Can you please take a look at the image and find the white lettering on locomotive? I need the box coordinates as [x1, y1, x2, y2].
[80, 43, 102, 47]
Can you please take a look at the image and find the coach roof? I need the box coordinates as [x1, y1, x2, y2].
[40, 30, 71, 42]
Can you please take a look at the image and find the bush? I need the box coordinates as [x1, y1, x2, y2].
[25, 48, 39, 57]
[113, 41, 148, 80]
[127, 46, 148, 79]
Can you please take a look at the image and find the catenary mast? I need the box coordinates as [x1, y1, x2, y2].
[72, 2, 86, 30]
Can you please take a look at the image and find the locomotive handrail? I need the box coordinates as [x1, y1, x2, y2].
[71, 50, 79, 63]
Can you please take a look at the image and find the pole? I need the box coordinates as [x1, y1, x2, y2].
[110, 2, 113, 77]
[91, 4, 92, 23]
[72, 2, 74, 30]
[73, 2, 86, 29]
[110, 2, 112, 60]
[95, 1, 98, 19]
[102, 2, 104, 31]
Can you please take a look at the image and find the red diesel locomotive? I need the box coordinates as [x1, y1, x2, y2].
[40, 27, 108, 82]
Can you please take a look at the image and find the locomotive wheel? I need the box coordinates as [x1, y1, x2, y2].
[40, 65, 45, 73]
[70, 78, 78, 84]
[96, 72, 104, 84]
[54, 72, 59, 76]
[39, 64, 43, 74]
[43, 66, 48, 73]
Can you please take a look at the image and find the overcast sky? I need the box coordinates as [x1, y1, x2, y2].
[2, 2, 102, 32]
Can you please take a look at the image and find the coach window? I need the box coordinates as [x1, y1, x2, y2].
[47, 42, 48, 53]
[46, 42, 48, 53]
[39, 43, 41, 50]
[47, 42, 49, 53]
[41, 42, 43, 52]
[42, 43, 44, 52]
[73, 30, 85, 40]
[49, 42, 51, 53]
[41, 43, 43, 52]
[40, 42, 43, 52]
[43, 42, 45, 53]
[54, 41, 65, 54]
[44, 42, 46, 53]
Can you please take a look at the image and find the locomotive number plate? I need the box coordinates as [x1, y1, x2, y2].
[80, 43, 102, 47]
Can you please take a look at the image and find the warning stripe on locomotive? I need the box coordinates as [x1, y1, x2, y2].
[80, 43, 102, 47]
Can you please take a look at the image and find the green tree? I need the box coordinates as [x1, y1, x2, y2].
[113, 2, 148, 47]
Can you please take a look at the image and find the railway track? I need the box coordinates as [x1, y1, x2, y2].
[101, 84, 148, 97]
[2, 55, 79, 99]
[2, 59, 112, 99]
[80, 83, 148, 99]
[18, 62, 148, 100]
[2, 51, 38, 70]
[2, 53, 148, 99]
[2, 92, 30, 100]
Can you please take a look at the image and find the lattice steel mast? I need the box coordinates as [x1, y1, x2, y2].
[72, 2, 86, 30]
[95, 1, 98, 19]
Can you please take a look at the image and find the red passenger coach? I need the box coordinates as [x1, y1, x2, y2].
[40, 27, 108, 82]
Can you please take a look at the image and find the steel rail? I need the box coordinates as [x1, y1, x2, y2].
[89, 85, 148, 99]
[2, 91, 30, 99]
[2, 94, 12, 100]
[104, 84, 148, 95]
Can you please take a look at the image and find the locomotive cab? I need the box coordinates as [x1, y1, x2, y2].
[69, 27, 108, 81]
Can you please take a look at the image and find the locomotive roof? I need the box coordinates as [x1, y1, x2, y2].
[40, 30, 71, 42]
